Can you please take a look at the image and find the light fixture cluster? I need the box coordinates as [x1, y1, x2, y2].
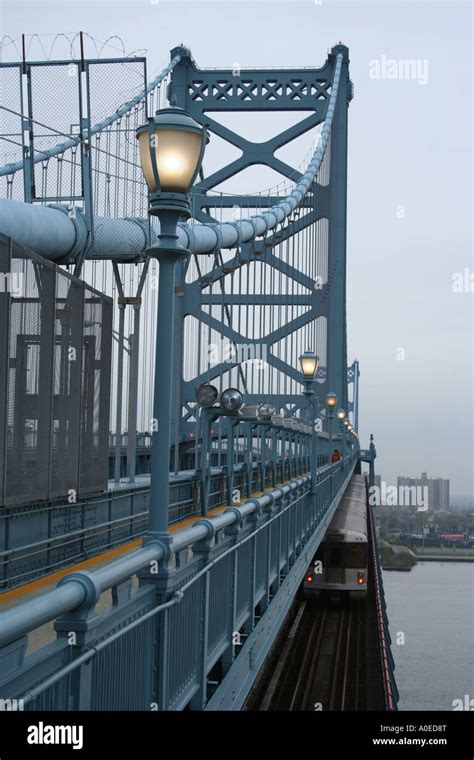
[195, 384, 244, 412]
[298, 349, 360, 442]
[194, 387, 311, 432]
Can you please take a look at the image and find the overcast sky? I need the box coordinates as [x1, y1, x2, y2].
[1, 0, 472, 495]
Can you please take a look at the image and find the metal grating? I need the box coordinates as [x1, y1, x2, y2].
[0, 234, 112, 506]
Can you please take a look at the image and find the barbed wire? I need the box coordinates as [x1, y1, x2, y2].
[0, 32, 133, 61]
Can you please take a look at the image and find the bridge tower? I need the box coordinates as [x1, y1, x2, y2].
[166, 45, 353, 447]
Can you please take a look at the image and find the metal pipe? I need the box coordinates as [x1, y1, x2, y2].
[0, 583, 86, 648]
[0, 542, 162, 648]
[0, 199, 78, 260]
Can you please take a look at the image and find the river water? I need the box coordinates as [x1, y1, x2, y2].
[382, 562, 474, 710]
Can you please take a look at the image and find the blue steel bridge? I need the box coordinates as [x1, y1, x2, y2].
[0, 41, 397, 711]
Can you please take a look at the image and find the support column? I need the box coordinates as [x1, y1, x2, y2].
[326, 45, 351, 413]
[148, 252, 183, 537]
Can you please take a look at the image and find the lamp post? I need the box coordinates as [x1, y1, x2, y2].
[298, 351, 319, 494]
[195, 384, 246, 513]
[369, 432, 376, 490]
[346, 423, 352, 456]
[336, 408, 345, 463]
[137, 108, 207, 539]
[325, 392, 337, 462]
[343, 417, 350, 460]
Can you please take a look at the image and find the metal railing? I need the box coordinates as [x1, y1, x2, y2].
[366, 477, 399, 711]
[0, 448, 357, 710]
[0, 421, 325, 590]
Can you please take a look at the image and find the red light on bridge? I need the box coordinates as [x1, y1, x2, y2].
[306, 575, 313, 583]
[357, 574, 364, 585]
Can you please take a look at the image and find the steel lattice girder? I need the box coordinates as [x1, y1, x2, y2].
[167, 46, 352, 439]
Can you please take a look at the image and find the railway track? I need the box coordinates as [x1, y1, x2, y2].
[254, 598, 366, 711]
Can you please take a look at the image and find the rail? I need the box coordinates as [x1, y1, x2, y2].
[0, 421, 339, 590]
[0, 451, 357, 710]
[366, 477, 399, 711]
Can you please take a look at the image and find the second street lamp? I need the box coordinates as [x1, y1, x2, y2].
[137, 107, 207, 539]
[326, 392, 337, 461]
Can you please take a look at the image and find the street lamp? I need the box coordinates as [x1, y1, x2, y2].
[298, 350, 319, 497]
[336, 408, 345, 463]
[299, 350, 319, 379]
[343, 418, 350, 457]
[137, 108, 206, 198]
[137, 107, 207, 539]
[326, 392, 337, 461]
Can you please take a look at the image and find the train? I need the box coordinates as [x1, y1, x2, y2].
[304, 474, 368, 599]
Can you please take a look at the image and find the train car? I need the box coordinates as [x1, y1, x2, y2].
[304, 475, 368, 599]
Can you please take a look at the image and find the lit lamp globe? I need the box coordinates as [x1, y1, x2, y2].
[326, 392, 337, 410]
[299, 351, 319, 379]
[336, 408, 345, 421]
[136, 107, 207, 219]
[343, 419, 349, 428]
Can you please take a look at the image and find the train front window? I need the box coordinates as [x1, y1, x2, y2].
[347, 545, 366, 569]
[326, 547, 343, 568]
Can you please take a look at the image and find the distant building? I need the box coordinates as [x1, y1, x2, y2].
[397, 472, 450, 510]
